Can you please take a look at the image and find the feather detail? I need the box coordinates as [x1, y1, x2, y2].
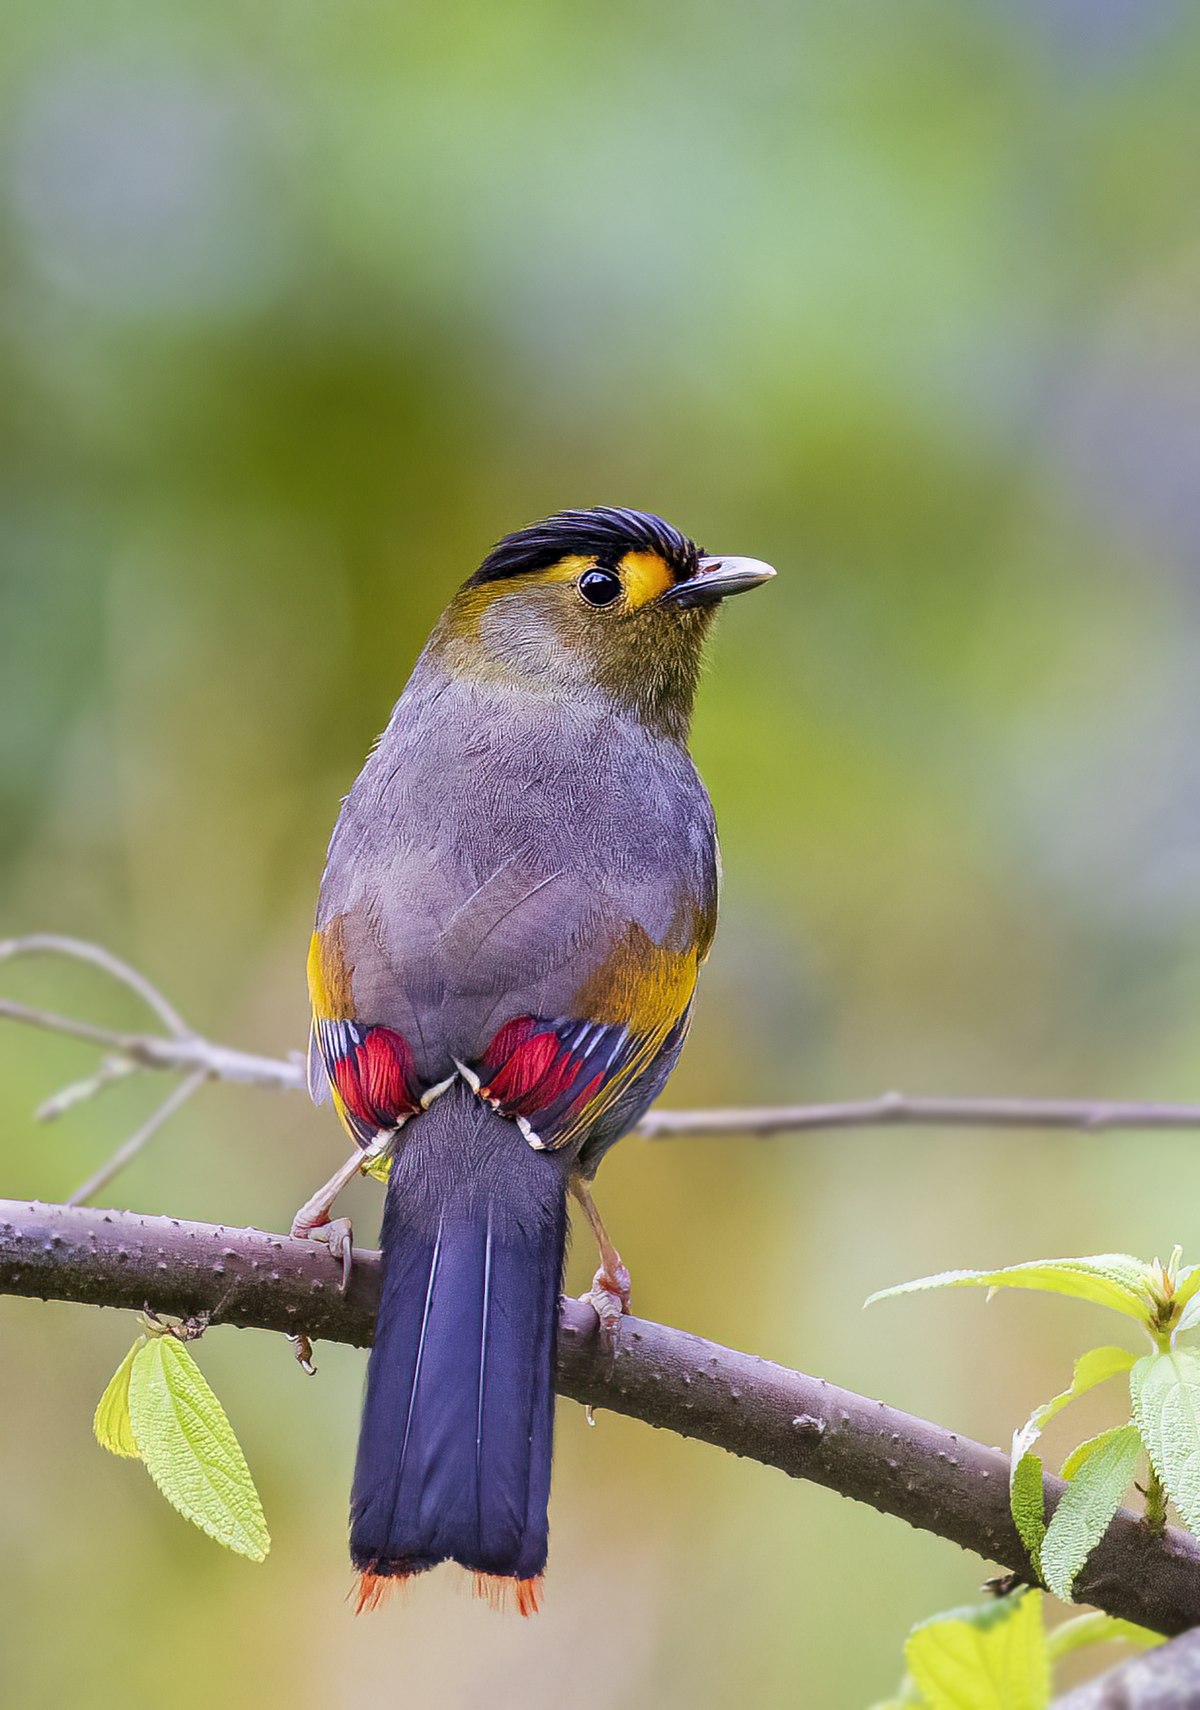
[306, 1022, 332, 1104]
[471, 1007, 690, 1153]
[310, 1016, 421, 1147]
[472, 1573, 544, 1616]
[354, 1571, 410, 1614]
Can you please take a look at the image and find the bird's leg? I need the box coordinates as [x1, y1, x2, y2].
[570, 1176, 631, 1351]
[290, 1146, 366, 1294]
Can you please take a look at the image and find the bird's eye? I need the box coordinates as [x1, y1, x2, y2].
[578, 568, 623, 607]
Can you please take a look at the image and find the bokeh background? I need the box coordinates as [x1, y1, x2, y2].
[3, 2, 1200, 1704]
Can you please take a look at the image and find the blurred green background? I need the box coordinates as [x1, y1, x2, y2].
[3, 1, 1200, 1704]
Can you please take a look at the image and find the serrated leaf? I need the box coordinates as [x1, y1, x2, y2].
[867, 1257, 1150, 1323]
[1007, 1342, 1135, 1570]
[1062, 1344, 1136, 1397]
[93, 1337, 145, 1458]
[1040, 1424, 1140, 1601]
[1022, 1348, 1136, 1448]
[128, 1336, 270, 1561]
[905, 1594, 1049, 1710]
[1060, 1425, 1129, 1482]
[1131, 1349, 1200, 1533]
[1045, 1611, 1163, 1663]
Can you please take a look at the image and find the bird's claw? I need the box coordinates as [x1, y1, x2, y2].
[288, 1332, 316, 1375]
[291, 1212, 355, 1293]
[579, 1261, 631, 1355]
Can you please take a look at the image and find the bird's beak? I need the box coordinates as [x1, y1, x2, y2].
[661, 554, 777, 609]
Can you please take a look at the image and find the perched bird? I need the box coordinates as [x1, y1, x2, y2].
[298, 507, 774, 1613]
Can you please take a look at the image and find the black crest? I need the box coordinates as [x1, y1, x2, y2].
[471, 507, 701, 586]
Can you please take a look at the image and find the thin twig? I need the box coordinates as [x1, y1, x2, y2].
[0, 998, 304, 1089]
[0, 934, 191, 1036]
[638, 1092, 1200, 1137]
[66, 1069, 208, 1207]
[0, 937, 302, 1204]
[3, 1198, 1200, 1638]
[35, 1055, 137, 1122]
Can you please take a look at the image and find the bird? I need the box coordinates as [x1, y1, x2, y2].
[297, 506, 775, 1615]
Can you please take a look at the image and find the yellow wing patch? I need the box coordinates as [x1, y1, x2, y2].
[307, 917, 355, 1021]
[549, 917, 702, 1148]
[572, 921, 699, 1036]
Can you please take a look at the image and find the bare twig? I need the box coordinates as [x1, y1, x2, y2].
[638, 1093, 1200, 1138]
[0, 935, 303, 1204]
[2, 1197, 1200, 1638]
[66, 1069, 208, 1206]
[0, 998, 303, 1091]
[0, 934, 303, 1093]
[35, 1054, 138, 1122]
[0, 934, 192, 1036]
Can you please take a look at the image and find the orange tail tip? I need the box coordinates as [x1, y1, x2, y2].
[472, 1573, 544, 1617]
[354, 1571, 412, 1614]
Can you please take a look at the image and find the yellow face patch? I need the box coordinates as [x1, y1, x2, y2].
[531, 555, 595, 587]
[531, 550, 673, 608]
[443, 551, 678, 657]
[617, 551, 675, 608]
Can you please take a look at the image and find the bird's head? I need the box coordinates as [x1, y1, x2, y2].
[431, 507, 775, 741]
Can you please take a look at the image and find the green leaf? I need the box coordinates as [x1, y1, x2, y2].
[1010, 1446, 1047, 1574]
[1171, 1263, 1200, 1315]
[1059, 1425, 1128, 1482]
[1007, 1344, 1135, 1571]
[1040, 1424, 1140, 1601]
[1045, 1611, 1163, 1663]
[1131, 1349, 1200, 1533]
[905, 1594, 1050, 1710]
[93, 1337, 145, 1458]
[128, 1335, 270, 1561]
[1021, 1348, 1136, 1447]
[867, 1257, 1150, 1324]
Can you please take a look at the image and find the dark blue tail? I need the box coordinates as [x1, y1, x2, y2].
[350, 1081, 568, 1610]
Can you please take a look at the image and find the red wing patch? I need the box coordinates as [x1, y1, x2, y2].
[311, 1017, 421, 1147]
[473, 1016, 640, 1150]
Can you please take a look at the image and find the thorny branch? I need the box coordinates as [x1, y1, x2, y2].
[4, 937, 1200, 1209]
[3, 1198, 1200, 1639]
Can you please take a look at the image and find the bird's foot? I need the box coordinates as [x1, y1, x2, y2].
[579, 1260, 632, 1354]
[290, 1209, 355, 1293]
[288, 1332, 317, 1375]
